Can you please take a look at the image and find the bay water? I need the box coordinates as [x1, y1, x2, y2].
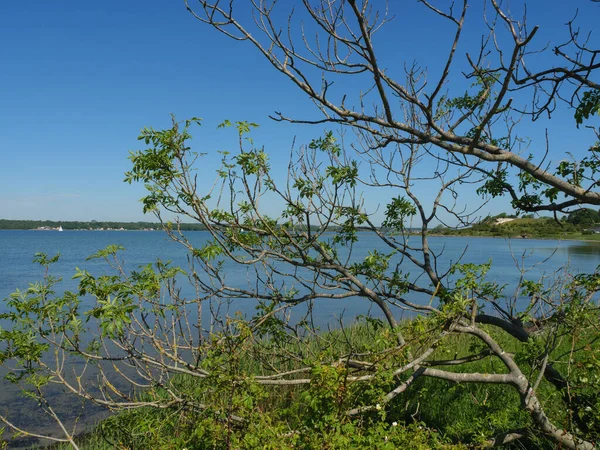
[2, 230, 599, 318]
[0, 230, 599, 446]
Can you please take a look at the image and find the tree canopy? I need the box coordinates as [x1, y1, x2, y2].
[566, 208, 600, 226]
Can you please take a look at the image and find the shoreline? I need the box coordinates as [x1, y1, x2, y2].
[3, 228, 600, 243]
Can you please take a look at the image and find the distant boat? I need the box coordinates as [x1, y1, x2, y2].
[58, 226, 63, 232]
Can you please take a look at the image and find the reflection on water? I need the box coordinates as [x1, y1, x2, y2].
[538, 240, 600, 258]
[566, 241, 600, 256]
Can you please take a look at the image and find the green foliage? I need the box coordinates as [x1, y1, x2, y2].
[0, 254, 65, 375]
[350, 250, 393, 279]
[449, 260, 503, 312]
[575, 89, 600, 126]
[5, 251, 600, 448]
[55, 319, 488, 450]
[382, 196, 416, 231]
[218, 119, 259, 136]
[235, 149, 270, 176]
[5, 115, 600, 450]
[325, 160, 359, 187]
[566, 208, 600, 226]
[125, 116, 202, 213]
[476, 168, 508, 198]
[332, 206, 367, 245]
[438, 216, 587, 239]
[193, 241, 224, 261]
[45, 315, 600, 449]
[309, 131, 342, 157]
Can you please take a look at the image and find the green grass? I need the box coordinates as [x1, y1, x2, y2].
[433, 216, 600, 241]
[38, 318, 600, 449]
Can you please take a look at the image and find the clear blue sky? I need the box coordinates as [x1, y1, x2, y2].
[1, 1, 598, 223]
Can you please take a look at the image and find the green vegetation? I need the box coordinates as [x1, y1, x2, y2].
[43, 318, 600, 450]
[566, 209, 600, 227]
[433, 212, 600, 240]
[4, 214, 600, 241]
[2, 117, 599, 449]
[0, 219, 207, 231]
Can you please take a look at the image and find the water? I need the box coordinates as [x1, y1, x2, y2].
[1, 230, 600, 320]
[1, 230, 599, 446]
[0, 230, 190, 302]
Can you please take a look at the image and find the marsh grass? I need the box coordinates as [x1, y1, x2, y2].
[41, 319, 599, 449]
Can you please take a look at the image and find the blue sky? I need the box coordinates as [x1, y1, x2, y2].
[1, 1, 598, 223]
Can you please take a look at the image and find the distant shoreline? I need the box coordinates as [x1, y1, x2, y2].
[0, 219, 207, 232]
[3, 219, 600, 243]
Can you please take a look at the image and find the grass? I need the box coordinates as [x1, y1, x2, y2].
[34, 315, 600, 450]
[432, 216, 600, 241]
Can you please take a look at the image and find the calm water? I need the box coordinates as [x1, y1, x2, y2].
[1, 230, 599, 320]
[0, 230, 600, 445]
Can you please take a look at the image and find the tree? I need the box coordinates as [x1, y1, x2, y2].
[1, 1, 600, 449]
[566, 208, 600, 226]
[186, 0, 600, 215]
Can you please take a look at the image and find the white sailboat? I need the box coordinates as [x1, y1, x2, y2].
[58, 225, 63, 232]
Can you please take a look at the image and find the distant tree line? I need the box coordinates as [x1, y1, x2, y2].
[0, 219, 207, 231]
[430, 208, 600, 238]
[480, 210, 600, 226]
[564, 208, 600, 226]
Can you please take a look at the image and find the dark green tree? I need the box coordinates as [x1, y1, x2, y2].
[566, 208, 600, 226]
